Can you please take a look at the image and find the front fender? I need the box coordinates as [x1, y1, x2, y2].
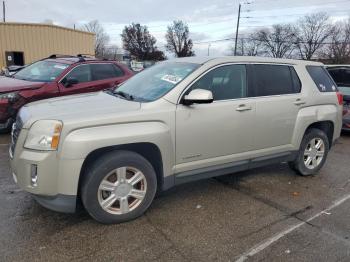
[59, 121, 175, 189]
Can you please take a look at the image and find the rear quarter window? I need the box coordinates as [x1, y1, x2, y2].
[306, 66, 338, 92]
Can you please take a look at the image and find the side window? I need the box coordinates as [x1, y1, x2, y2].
[113, 65, 125, 77]
[306, 66, 337, 92]
[63, 64, 91, 84]
[91, 64, 124, 81]
[290, 67, 302, 93]
[190, 65, 247, 101]
[253, 64, 297, 96]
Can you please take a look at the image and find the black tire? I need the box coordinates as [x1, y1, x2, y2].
[81, 150, 157, 224]
[289, 128, 330, 176]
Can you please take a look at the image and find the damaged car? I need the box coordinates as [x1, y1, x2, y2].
[0, 55, 133, 133]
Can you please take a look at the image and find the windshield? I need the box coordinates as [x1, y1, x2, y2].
[115, 62, 199, 102]
[13, 60, 69, 82]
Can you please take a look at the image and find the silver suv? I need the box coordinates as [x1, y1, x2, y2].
[10, 57, 343, 224]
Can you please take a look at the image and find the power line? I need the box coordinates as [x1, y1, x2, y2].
[248, 0, 350, 5]
[241, 9, 350, 19]
[194, 36, 350, 45]
[104, 1, 350, 32]
[107, 17, 237, 32]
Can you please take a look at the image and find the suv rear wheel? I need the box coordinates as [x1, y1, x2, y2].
[289, 128, 330, 176]
[81, 150, 157, 224]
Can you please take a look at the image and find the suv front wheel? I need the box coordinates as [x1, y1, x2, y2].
[81, 151, 157, 224]
[289, 128, 330, 176]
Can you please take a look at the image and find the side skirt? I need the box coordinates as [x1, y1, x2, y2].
[171, 151, 297, 187]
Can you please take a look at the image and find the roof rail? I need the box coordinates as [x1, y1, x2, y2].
[48, 54, 76, 59]
[77, 53, 95, 57]
[76, 54, 86, 62]
[46, 54, 96, 62]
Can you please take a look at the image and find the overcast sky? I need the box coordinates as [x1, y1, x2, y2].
[4, 0, 350, 56]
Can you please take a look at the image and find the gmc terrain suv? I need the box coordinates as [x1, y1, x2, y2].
[0, 55, 133, 133]
[10, 57, 343, 224]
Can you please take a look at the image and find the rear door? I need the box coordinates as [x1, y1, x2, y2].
[90, 63, 128, 91]
[251, 64, 304, 151]
[58, 63, 129, 95]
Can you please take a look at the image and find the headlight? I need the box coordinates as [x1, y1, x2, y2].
[24, 120, 63, 151]
[0, 92, 19, 102]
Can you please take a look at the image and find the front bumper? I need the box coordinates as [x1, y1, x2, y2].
[33, 194, 76, 213]
[10, 129, 84, 213]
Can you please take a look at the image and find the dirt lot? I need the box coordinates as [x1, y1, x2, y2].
[1, 133, 350, 261]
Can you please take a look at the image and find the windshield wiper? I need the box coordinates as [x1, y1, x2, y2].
[114, 90, 134, 101]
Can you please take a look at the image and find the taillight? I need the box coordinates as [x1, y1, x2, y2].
[336, 92, 343, 105]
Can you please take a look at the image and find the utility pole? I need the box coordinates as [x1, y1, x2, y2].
[207, 43, 211, 56]
[234, 3, 241, 56]
[2, 1, 5, 23]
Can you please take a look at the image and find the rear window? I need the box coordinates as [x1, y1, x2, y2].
[344, 69, 350, 87]
[253, 64, 300, 96]
[306, 66, 337, 92]
[327, 68, 344, 84]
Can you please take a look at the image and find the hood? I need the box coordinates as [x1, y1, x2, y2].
[20, 91, 141, 127]
[0, 76, 45, 93]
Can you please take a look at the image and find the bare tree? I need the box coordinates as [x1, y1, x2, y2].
[121, 23, 165, 61]
[104, 45, 120, 60]
[254, 24, 297, 58]
[295, 12, 334, 60]
[232, 33, 262, 56]
[82, 20, 110, 58]
[322, 19, 350, 64]
[165, 20, 195, 57]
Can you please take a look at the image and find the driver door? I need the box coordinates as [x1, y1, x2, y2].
[58, 64, 96, 95]
[175, 64, 256, 173]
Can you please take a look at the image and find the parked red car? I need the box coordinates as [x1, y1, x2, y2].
[0, 55, 134, 132]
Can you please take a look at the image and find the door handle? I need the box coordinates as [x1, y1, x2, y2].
[294, 99, 306, 106]
[236, 104, 252, 112]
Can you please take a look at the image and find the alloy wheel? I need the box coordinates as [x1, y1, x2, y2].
[303, 138, 325, 170]
[97, 166, 147, 215]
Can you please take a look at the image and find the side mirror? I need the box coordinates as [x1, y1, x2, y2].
[183, 89, 214, 105]
[64, 77, 79, 87]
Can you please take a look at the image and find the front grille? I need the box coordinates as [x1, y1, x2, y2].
[9, 116, 23, 158]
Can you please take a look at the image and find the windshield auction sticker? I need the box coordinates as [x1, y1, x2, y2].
[161, 75, 182, 84]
